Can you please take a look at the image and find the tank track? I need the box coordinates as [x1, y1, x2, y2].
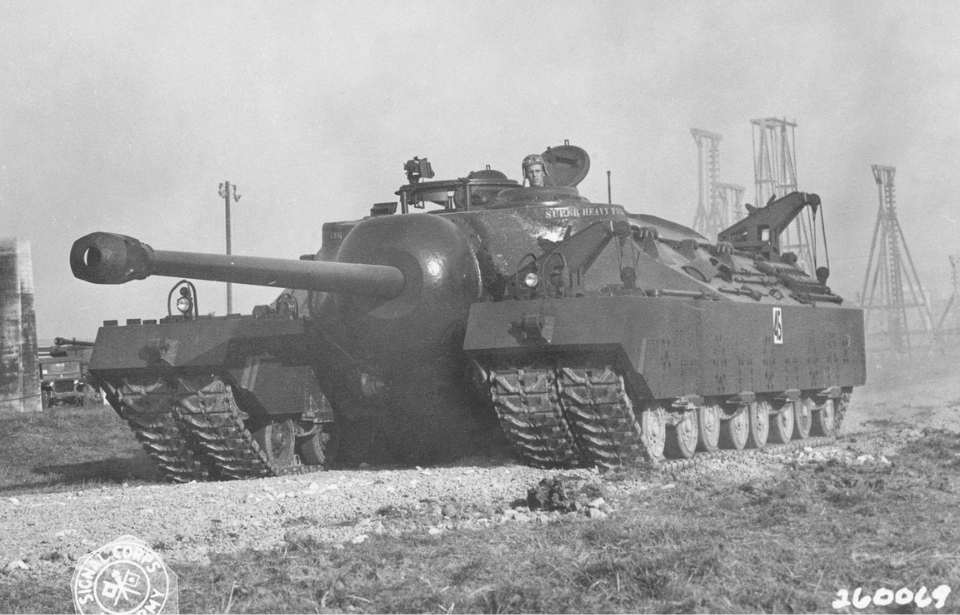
[654, 435, 837, 474]
[555, 366, 649, 468]
[483, 357, 842, 473]
[489, 367, 580, 467]
[105, 372, 326, 482]
[113, 377, 213, 482]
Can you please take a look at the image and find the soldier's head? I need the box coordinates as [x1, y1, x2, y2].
[522, 154, 547, 188]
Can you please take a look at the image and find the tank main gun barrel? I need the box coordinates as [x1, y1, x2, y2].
[70, 232, 405, 299]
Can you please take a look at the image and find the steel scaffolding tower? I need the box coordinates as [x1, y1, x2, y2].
[691, 128, 723, 241]
[860, 165, 933, 351]
[717, 182, 746, 225]
[937, 255, 959, 331]
[751, 117, 814, 271]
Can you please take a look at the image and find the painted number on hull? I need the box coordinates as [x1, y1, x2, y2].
[773, 307, 784, 344]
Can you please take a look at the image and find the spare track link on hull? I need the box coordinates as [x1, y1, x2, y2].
[484, 359, 842, 472]
[110, 373, 325, 481]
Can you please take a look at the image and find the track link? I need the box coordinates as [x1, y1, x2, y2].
[105, 372, 326, 481]
[655, 435, 838, 473]
[111, 377, 213, 482]
[488, 367, 580, 467]
[173, 376, 325, 479]
[556, 365, 647, 468]
[173, 376, 276, 480]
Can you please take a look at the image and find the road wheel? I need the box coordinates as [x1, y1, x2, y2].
[253, 419, 296, 467]
[811, 398, 837, 437]
[696, 404, 721, 453]
[639, 405, 666, 461]
[665, 410, 699, 459]
[794, 398, 813, 440]
[747, 401, 770, 449]
[299, 426, 333, 466]
[719, 407, 749, 450]
[768, 400, 795, 444]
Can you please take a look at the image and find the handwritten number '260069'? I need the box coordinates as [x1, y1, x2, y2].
[833, 585, 951, 610]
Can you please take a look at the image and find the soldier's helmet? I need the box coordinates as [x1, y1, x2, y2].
[521, 154, 548, 177]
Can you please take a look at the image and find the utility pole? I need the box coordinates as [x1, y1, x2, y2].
[218, 181, 241, 314]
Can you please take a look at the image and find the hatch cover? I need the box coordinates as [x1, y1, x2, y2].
[541, 142, 590, 187]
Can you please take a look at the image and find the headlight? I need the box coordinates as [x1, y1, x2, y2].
[176, 296, 193, 314]
[523, 272, 539, 288]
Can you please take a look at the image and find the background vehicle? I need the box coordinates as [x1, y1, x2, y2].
[39, 338, 100, 408]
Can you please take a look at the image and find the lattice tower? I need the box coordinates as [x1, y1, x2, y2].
[716, 182, 746, 226]
[938, 255, 959, 331]
[751, 117, 815, 271]
[691, 128, 724, 241]
[860, 165, 933, 351]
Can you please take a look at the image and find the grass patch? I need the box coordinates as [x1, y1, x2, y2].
[0, 405, 157, 495]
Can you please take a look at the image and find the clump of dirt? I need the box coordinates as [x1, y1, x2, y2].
[526, 475, 606, 513]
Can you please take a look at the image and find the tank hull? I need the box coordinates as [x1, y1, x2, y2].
[464, 295, 865, 398]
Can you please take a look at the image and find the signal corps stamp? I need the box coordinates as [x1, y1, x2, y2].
[71, 535, 178, 614]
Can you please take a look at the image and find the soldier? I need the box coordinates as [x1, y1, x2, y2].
[522, 154, 548, 188]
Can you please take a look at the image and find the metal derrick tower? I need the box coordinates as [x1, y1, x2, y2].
[690, 129, 747, 240]
[751, 117, 814, 271]
[937, 255, 959, 332]
[691, 128, 723, 241]
[860, 165, 932, 351]
[716, 182, 746, 226]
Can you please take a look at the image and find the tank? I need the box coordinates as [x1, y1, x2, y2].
[70, 142, 866, 480]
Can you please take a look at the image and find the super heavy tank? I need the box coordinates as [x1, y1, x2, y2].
[70, 142, 866, 480]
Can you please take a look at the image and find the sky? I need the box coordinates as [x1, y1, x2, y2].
[1, 1, 958, 342]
